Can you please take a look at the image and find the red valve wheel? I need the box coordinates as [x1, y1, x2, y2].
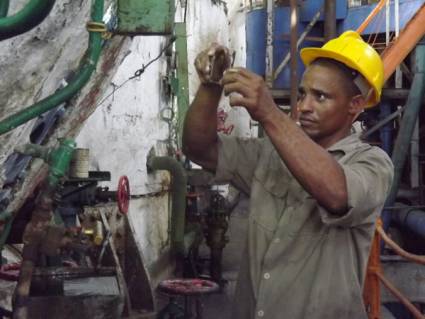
[117, 175, 130, 214]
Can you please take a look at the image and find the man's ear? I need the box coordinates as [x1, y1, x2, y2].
[348, 94, 366, 116]
[348, 94, 366, 123]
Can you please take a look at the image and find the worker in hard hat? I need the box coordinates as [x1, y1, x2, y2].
[182, 31, 393, 319]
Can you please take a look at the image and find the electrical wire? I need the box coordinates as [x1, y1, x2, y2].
[95, 36, 177, 107]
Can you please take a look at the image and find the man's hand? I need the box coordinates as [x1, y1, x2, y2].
[222, 68, 278, 123]
[194, 43, 232, 85]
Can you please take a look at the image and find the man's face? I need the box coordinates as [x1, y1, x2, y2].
[297, 63, 355, 147]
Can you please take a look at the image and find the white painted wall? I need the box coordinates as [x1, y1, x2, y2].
[75, 0, 251, 283]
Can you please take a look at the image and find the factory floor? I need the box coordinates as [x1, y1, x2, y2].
[202, 199, 249, 319]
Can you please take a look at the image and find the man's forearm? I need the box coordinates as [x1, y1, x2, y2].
[182, 84, 222, 170]
[262, 107, 348, 214]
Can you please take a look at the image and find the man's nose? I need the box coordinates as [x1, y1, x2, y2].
[297, 95, 314, 113]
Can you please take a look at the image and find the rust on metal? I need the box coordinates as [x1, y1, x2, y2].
[381, 4, 425, 81]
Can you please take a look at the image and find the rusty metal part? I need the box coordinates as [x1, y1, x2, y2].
[363, 220, 381, 319]
[364, 219, 425, 319]
[356, 0, 387, 34]
[96, 211, 112, 267]
[324, 0, 336, 41]
[194, 44, 232, 86]
[204, 193, 229, 283]
[377, 224, 425, 265]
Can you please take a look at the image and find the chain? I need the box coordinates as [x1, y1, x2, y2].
[130, 188, 170, 199]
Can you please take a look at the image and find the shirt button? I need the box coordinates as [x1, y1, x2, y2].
[264, 273, 270, 279]
[258, 310, 264, 317]
[274, 238, 281, 243]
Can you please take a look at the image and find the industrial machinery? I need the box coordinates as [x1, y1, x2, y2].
[1, 0, 425, 318]
[0, 142, 131, 319]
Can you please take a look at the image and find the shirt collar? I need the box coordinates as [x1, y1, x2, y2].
[326, 132, 364, 153]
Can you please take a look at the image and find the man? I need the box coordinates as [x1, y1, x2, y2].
[182, 31, 393, 319]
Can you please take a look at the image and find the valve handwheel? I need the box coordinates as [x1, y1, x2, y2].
[117, 175, 130, 214]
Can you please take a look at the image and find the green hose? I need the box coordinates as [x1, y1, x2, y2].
[0, 0, 56, 41]
[0, 0, 104, 135]
[147, 155, 187, 256]
[0, 0, 9, 18]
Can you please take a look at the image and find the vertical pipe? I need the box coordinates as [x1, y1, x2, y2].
[379, 100, 393, 234]
[379, 101, 393, 155]
[175, 23, 189, 149]
[385, 40, 425, 211]
[289, 0, 298, 113]
[0, 0, 9, 18]
[363, 219, 382, 319]
[385, 0, 390, 46]
[273, 6, 323, 81]
[265, 0, 274, 87]
[394, 0, 402, 88]
[324, 0, 336, 41]
[411, 119, 420, 188]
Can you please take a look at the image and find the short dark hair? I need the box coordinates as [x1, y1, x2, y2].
[310, 58, 361, 98]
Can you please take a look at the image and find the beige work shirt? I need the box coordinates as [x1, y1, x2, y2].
[214, 133, 394, 319]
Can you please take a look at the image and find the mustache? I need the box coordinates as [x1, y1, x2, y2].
[298, 115, 317, 123]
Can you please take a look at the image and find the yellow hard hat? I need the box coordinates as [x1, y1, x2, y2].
[300, 30, 384, 108]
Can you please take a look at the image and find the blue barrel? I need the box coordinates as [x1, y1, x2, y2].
[246, 7, 307, 89]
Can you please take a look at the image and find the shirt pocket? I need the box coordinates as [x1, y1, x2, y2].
[250, 155, 290, 233]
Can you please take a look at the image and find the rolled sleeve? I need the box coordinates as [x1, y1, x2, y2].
[319, 147, 394, 227]
[213, 134, 263, 194]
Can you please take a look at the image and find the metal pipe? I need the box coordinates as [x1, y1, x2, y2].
[379, 100, 393, 155]
[324, 0, 336, 41]
[381, 4, 425, 82]
[273, 6, 323, 80]
[377, 223, 425, 265]
[265, 0, 274, 87]
[0, 0, 9, 18]
[394, 0, 402, 88]
[0, 0, 104, 135]
[385, 40, 425, 210]
[385, 0, 389, 47]
[289, 0, 297, 114]
[0, 0, 56, 41]
[356, 0, 387, 34]
[393, 205, 425, 240]
[146, 155, 187, 256]
[361, 106, 403, 139]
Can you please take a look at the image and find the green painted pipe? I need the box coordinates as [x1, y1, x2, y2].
[0, 0, 55, 41]
[385, 39, 425, 208]
[0, 218, 13, 253]
[0, 0, 104, 135]
[147, 155, 187, 256]
[0, 0, 9, 18]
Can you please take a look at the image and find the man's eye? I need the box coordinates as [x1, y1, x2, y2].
[298, 92, 305, 100]
[318, 94, 326, 102]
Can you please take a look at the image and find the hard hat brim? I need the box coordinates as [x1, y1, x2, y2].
[300, 47, 379, 108]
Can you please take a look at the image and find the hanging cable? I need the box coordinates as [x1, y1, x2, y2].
[96, 36, 176, 107]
